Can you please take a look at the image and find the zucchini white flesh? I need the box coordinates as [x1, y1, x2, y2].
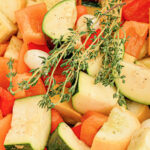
[42, 0, 77, 40]
[91, 106, 140, 150]
[48, 122, 90, 150]
[72, 72, 117, 115]
[115, 61, 150, 105]
[87, 53, 102, 76]
[4, 95, 51, 150]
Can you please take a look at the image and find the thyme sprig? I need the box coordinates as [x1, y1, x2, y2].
[7, 58, 16, 95]
[8, 0, 127, 109]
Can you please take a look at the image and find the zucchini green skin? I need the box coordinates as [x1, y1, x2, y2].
[42, 0, 76, 40]
[5, 144, 33, 150]
[48, 124, 72, 150]
[4, 95, 51, 150]
[82, 0, 101, 8]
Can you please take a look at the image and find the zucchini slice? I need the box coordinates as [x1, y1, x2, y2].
[42, 0, 77, 40]
[87, 54, 102, 76]
[48, 122, 90, 150]
[72, 72, 117, 115]
[4, 95, 51, 150]
[115, 61, 150, 105]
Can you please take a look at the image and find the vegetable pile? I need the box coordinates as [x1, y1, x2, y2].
[0, 0, 150, 150]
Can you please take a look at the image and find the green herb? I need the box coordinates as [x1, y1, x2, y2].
[7, 58, 16, 95]
[8, 0, 127, 109]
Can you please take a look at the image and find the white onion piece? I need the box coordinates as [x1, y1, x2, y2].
[76, 14, 100, 34]
[24, 49, 49, 69]
[142, 119, 150, 129]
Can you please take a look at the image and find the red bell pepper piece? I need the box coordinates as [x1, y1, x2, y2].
[72, 124, 82, 139]
[82, 29, 101, 49]
[51, 109, 64, 133]
[28, 43, 50, 54]
[123, 0, 150, 23]
[0, 87, 15, 117]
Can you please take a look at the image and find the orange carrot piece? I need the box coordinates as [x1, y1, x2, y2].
[81, 111, 108, 123]
[0, 42, 9, 57]
[80, 112, 108, 147]
[0, 114, 12, 150]
[12, 73, 46, 99]
[120, 21, 149, 58]
[15, 3, 47, 45]
[17, 43, 30, 74]
[0, 57, 17, 90]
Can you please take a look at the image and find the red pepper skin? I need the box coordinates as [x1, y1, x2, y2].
[72, 124, 82, 139]
[123, 0, 150, 23]
[28, 43, 50, 53]
[0, 87, 15, 117]
[82, 29, 101, 49]
[51, 109, 64, 134]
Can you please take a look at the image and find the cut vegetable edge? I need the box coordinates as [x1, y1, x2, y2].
[42, 0, 77, 40]
[48, 122, 90, 150]
[72, 72, 117, 115]
[115, 61, 150, 105]
[4, 95, 51, 150]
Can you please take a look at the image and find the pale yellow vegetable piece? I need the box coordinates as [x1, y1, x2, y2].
[27, 0, 43, 6]
[127, 101, 150, 122]
[127, 128, 150, 150]
[0, 0, 27, 23]
[51, 87, 82, 124]
[138, 57, 150, 69]
[43, 0, 63, 10]
[0, 12, 17, 44]
[17, 31, 23, 40]
[142, 119, 150, 128]
[91, 106, 140, 150]
[4, 36, 23, 60]
[27, 0, 63, 10]
[138, 39, 148, 59]
[123, 53, 136, 63]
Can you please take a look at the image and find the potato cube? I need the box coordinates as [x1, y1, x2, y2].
[4, 36, 23, 60]
[0, 0, 27, 23]
[0, 12, 17, 44]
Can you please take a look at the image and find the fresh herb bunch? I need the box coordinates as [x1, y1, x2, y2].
[8, 0, 127, 109]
